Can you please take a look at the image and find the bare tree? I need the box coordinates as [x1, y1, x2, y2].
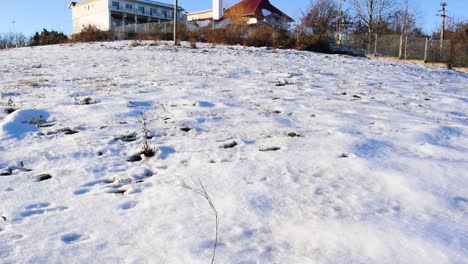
[351, 0, 398, 51]
[384, 6, 418, 35]
[300, 0, 338, 37]
[401, 0, 409, 35]
[0, 32, 28, 49]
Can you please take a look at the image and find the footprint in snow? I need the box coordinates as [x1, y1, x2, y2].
[119, 201, 137, 210]
[259, 146, 281, 152]
[78, 170, 154, 196]
[61, 233, 91, 244]
[17, 203, 68, 220]
[36, 174, 53, 182]
[73, 189, 90, 195]
[0, 244, 15, 258]
[115, 133, 137, 142]
[250, 195, 273, 216]
[453, 197, 468, 212]
[197, 101, 215, 108]
[192, 240, 226, 256]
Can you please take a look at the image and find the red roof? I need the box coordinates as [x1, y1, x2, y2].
[226, 0, 293, 22]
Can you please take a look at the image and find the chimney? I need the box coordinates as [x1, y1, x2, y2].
[213, 0, 223, 20]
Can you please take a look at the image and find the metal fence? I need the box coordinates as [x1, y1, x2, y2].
[113, 20, 211, 36]
[337, 33, 467, 67]
[112, 21, 467, 67]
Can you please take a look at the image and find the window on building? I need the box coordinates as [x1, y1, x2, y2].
[125, 3, 133, 10]
[111, 1, 119, 9]
[138, 6, 145, 14]
[150, 8, 157, 16]
[161, 9, 167, 18]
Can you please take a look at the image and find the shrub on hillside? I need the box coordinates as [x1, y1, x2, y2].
[72, 25, 115, 42]
[224, 25, 245, 45]
[30, 29, 69, 46]
[295, 35, 330, 53]
[192, 24, 244, 45]
[198, 28, 226, 44]
[243, 25, 274, 47]
[271, 28, 295, 49]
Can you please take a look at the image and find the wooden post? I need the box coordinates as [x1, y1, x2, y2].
[404, 35, 408, 60]
[399, 34, 403, 59]
[424, 37, 428, 62]
[448, 39, 455, 69]
[135, 15, 138, 34]
[374, 34, 378, 55]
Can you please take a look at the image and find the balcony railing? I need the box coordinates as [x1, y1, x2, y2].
[110, 5, 182, 20]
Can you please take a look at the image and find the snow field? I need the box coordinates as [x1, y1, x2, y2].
[0, 41, 467, 263]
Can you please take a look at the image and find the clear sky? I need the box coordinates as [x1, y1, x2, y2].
[0, 0, 466, 36]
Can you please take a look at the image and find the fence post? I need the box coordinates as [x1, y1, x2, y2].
[404, 35, 408, 60]
[134, 15, 138, 34]
[399, 34, 403, 59]
[424, 37, 428, 63]
[448, 39, 455, 69]
[374, 34, 378, 55]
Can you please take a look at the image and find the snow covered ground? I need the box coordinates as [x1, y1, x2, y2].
[0, 41, 467, 263]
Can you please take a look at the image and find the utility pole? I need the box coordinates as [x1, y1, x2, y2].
[439, 2, 447, 51]
[12, 20, 16, 48]
[173, 0, 178, 45]
[337, 0, 343, 45]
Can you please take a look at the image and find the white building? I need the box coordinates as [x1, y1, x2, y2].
[69, 0, 185, 34]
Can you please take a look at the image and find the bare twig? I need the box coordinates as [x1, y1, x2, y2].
[181, 179, 219, 264]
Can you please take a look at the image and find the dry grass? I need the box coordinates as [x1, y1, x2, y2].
[130, 40, 141, 47]
[17, 80, 39, 87]
[140, 112, 156, 157]
[189, 38, 197, 49]
[75, 97, 97, 105]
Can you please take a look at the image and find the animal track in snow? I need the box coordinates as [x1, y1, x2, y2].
[76, 169, 155, 196]
[17, 203, 68, 220]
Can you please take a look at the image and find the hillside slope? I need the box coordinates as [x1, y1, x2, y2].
[0, 41, 467, 263]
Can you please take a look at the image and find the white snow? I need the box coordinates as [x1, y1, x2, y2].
[0, 41, 467, 263]
[0, 109, 50, 138]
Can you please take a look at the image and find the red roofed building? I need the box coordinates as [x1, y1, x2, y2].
[188, 0, 294, 28]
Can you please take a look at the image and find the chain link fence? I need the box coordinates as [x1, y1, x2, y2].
[113, 20, 211, 37]
[112, 20, 467, 68]
[337, 33, 467, 67]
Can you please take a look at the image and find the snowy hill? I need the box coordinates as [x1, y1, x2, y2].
[0, 41, 467, 263]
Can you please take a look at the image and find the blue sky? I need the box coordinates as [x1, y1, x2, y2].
[0, 0, 466, 36]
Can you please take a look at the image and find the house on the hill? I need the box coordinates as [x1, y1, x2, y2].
[187, 0, 294, 28]
[69, 0, 185, 34]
